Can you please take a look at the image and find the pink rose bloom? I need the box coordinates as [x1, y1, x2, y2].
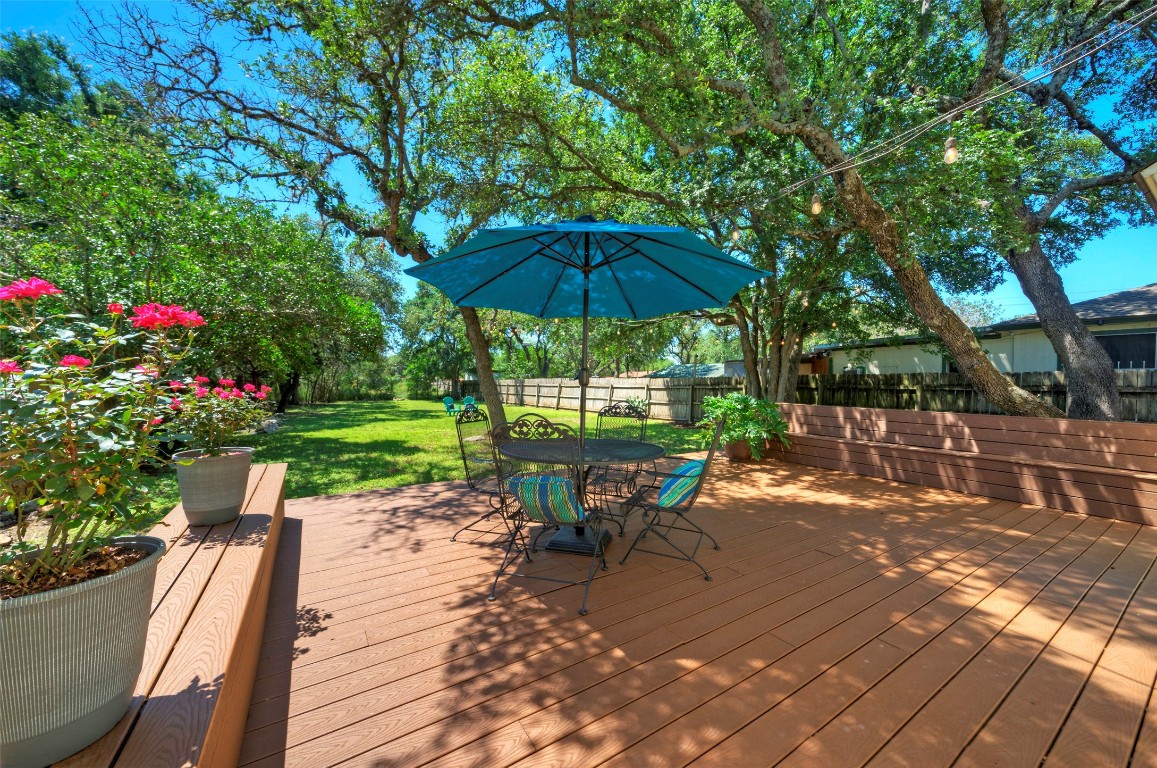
[217, 390, 231, 400]
[108, 302, 125, 315]
[0, 359, 23, 374]
[169, 380, 185, 390]
[194, 375, 210, 384]
[195, 387, 209, 398]
[231, 388, 244, 398]
[260, 385, 272, 393]
[59, 355, 91, 368]
[129, 303, 205, 330]
[151, 417, 165, 426]
[254, 391, 268, 400]
[0, 277, 63, 301]
[170, 400, 182, 410]
[219, 378, 235, 387]
[134, 364, 158, 377]
[243, 383, 257, 392]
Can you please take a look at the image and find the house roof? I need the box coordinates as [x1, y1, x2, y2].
[648, 362, 725, 378]
[989, 282, 1157, 330]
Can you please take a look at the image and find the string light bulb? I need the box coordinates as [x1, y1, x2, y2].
[944, 116, 959, 164]
[731, 226, 741, 242]
[802, 296, 809, 308]
[944, 136, 959, 164]
[811, 192, 823, 216]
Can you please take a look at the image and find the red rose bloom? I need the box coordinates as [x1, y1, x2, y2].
[0, 277, 63, 301]
[59, 355, 92, 368]
[0, 359, 23, 374]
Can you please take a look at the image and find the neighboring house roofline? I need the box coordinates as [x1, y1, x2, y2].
[812, 282, 1157, 353]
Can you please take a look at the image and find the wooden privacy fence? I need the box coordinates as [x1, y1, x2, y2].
[484, 370, 1157, 422]
[493, 376, 745, 422]
[796, 370, 1157, 422]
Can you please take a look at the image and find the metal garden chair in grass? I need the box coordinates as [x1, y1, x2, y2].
[488, 419, 608, 615]
[618, 418, 726, 581]
[450, 406, 510, 543]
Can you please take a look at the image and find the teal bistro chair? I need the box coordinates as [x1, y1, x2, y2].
[618, 418, 726, 581]
[487, 428, 608, 615]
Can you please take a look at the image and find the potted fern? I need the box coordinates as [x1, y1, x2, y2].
[699, 392, 790, 461]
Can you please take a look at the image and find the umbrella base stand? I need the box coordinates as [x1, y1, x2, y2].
[545, 525, 612, 556]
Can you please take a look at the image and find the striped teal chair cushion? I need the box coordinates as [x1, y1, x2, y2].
[658, 461, 704, 507]
[507, 474, 585, 526]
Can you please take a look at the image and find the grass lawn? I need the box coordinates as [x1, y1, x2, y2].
[145, 398, 709, 508]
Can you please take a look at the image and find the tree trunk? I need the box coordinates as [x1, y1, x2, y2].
[796, 124, 1063, 417]
[458, 306, 507, 424]
[276, 370, 300, 414]
[731, 300, 765, 399]
[773, 337, 803, 403]
[1005, 234, 1120, 420]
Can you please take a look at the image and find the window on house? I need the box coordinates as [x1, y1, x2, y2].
[1095, 333, 1157, 369]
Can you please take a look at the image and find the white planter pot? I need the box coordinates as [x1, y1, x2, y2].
[173, 447, 254, 526]
[0, 535, 165, 767]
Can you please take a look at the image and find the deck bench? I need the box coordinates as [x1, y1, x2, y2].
[55, 463, 286, 768]
[777, 404, 1157, 525]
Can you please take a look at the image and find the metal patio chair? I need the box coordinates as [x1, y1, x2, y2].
[488, 418, 608, 615]
[589, 400, 649, 531]
[449, 406, 510, 543]
[618, 418, 726, 580]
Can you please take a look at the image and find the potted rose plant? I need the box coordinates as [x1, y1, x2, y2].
[0, 278, 204, 766]
[699, 392, 790, 461]
[164, 376, 271, 525]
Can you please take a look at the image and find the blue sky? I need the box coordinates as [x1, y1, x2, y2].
[3, 0, 1155, 317]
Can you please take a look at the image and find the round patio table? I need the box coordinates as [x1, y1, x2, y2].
[497, 438, 665, 554]
[498, 437, 665, 466]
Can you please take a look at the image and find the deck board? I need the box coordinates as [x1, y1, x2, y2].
[240, 458, 1157, 767]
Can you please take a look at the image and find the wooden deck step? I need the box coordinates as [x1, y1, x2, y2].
[56, 464, 286, 768]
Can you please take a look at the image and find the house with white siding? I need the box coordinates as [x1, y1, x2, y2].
[821, 283, 1157, 374]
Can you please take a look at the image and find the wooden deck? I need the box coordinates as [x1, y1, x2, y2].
[239, 458, 1157, 767]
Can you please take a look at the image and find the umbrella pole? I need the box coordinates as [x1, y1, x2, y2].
[578, 272, 590, 468]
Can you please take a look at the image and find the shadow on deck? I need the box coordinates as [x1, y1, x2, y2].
[238, 458, 1157, 768]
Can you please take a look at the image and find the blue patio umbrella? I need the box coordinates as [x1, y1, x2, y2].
[405, 216, 771, 443]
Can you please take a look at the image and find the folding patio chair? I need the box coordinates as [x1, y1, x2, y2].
[449, 406, 510, 543]
[488, 418, 608, 615]
[618, 418, 726, 580]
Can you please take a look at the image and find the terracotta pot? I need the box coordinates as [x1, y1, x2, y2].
[173, 447, 254, 525]
[0, 535, 165, 767]
[722, 440, 753, 461]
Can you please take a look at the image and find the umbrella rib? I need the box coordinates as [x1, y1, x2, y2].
[445, 234, 579, 304]
[636, 252, 731, 305]
[605, 258, 640, 319]
[626, 233, 770, 274]
[449, 251, 542, 304]
[537, 260, 570, 318]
